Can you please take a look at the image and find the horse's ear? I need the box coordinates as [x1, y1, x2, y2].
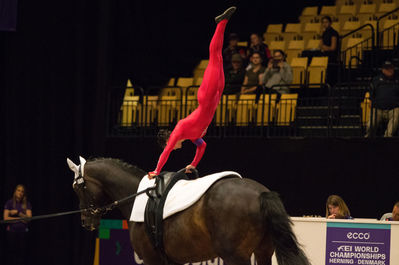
[79, 156, 87, 176]
[67, 158, 79, 175]
[79, 156, 86, 166]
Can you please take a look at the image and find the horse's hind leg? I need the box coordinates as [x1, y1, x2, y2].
[254, 236, 274, 265]
[221, 255, 251, 265]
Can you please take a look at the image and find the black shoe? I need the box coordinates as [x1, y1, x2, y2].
[215, 6, 236, 23]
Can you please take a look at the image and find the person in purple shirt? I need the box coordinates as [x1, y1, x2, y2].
[3, 184, 32, 265]
[326, 194, 353, 219]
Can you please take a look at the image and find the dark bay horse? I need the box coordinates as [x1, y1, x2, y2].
[67, 157, 310, 265]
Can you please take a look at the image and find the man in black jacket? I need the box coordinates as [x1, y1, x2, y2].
[366, 61, 399, 137]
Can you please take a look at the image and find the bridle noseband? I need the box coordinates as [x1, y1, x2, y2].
[74, 165, 105, 216]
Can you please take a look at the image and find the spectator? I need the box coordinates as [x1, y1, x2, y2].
[326, 194, 352, 219]
[223, 33, 246, 71]
[260, 49, 293, 94]
[224, 53, 246, 95]
[365, 61, 399, 137]
[3, 184, 32, 265]
[241, 52, 266, 94]
[247, 33, 271, 66]
[380, 202, 399, 221]
[320, 15, 339, 63]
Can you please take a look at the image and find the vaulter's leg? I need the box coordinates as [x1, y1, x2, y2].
[197, 7, 236, 105]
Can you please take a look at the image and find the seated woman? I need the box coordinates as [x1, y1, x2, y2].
[240, 52, 265, 94]
[325, 194, 352, 219]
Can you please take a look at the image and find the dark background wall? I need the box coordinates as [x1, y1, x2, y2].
[2, 0, 397, 265]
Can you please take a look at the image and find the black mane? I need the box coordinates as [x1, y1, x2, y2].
[87, 157, 146, 177]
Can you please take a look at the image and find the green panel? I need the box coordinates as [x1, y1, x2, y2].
[327, 222, 391, 230]
[99, 219, 123, 229]
[98, 228, 110, 239]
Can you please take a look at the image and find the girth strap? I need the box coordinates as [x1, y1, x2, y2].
[144, 170, 189, 260]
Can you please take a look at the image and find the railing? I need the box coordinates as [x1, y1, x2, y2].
[338, 6, 399, 69]
[108, 83, 393, 138]
[339, 23, 375, 69]
[376, 6, 399, 47]
[379, 22, 399, 49]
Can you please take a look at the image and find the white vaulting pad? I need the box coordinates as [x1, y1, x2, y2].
[130, 171, 242, 222]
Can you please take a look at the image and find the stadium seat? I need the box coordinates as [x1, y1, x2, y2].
[167, 78, 175, 87]
[177, 77, 194, 87]
[193, 61, 208, 83]
[338, 4, 358, 23]
[302, 23, 322, 42]
[158, 95, 181, 126]
[177, 77, 194, 96]
[264, 24, 284, 44]
[357, 3, 377, 23]
[282, 23, 303, 42]
[194, 77, 203, 86]
[237, 41, 248, 47]
[256, 93, 278, 126]
[306, 39, 321, 50]
[195, 59, 209, 70]
[160, 87, 182, 98]
[266, 24, 284, 34]
[124, 88, 134, 99]
[341, 21, 362, 36]
[120, 96, 141, 127]
[308, 57, 329, 84]
[381, 19, 399, 49]
[320, 5, 338, 17]
[383, 19, 399, 29]
[143, 96, 159, 126]
[335, 0, 349, 9]
[215, 94, 237, 126]
[286, 40, 305, 64]
[236, 94, 258, 126]
[310, 56, 329, 67]
[342, 37, 364, 67]
[291, 57, 308, 85]
[269, 40, 287, 52]
[331, 21, 342, 33]
[184, 94, 198, 117]
[276, 93, 298, 125]
[359, 20, 377, 40]
[299, 6, 319, 23]
[377, 2, 397, 17]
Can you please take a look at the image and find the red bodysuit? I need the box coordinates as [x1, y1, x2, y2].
[151, 19, 228, 175]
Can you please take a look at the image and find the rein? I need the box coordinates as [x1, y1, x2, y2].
[0, 186, 155, 225]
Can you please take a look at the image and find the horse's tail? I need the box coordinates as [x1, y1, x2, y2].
[259, 191, 311, 265]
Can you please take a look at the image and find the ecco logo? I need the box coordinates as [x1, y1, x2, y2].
[347, 232, 370, 240]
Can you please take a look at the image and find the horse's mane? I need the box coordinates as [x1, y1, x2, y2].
[87, 157, 146, 177]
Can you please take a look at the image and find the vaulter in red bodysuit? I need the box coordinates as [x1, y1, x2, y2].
[148, 7, 236, 178]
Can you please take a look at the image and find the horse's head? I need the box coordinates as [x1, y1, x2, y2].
[67, 156, 109, 231]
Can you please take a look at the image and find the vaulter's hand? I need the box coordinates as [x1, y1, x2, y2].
[185, 165, 196, 173]
[148, 171, 157, 179]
